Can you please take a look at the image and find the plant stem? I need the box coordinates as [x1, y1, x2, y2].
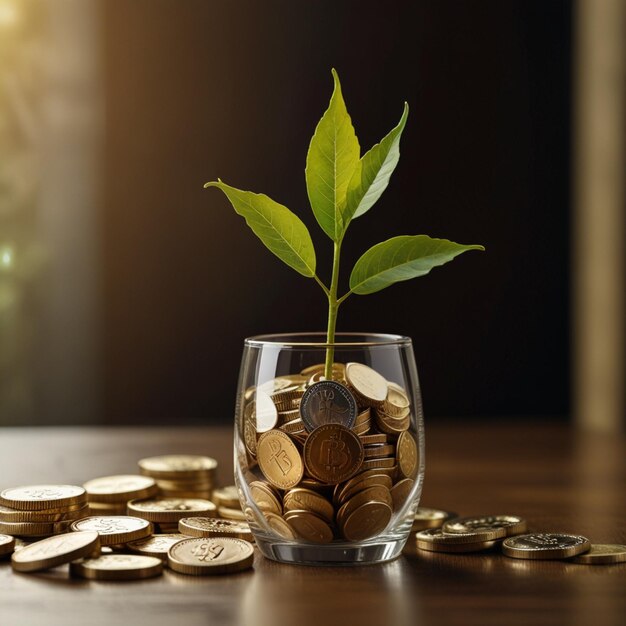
[324, 240, 342, 379]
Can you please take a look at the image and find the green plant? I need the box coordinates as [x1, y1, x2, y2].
[205, 69, 484, 379]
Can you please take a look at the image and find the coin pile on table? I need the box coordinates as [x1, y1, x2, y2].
[0, 485, 88, 539]
[242, 362, 419, 542]
[138, 454, 217, 500]
[403, 508, 626, 565]
[84, 474, 158, 516]
[211, 485, 246, 521]
[128, 496, 217, 532]
[0, 474, 258, 580]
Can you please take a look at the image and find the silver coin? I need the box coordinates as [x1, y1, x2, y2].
[503, 533, 591, 560]
[299, 380, 357, 432]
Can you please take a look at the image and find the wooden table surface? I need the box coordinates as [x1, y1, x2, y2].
[0, 421, 625, 626]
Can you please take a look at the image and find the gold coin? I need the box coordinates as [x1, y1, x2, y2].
[249, 481, 282, 515]
[83, 475, 158, 504]
[337, 485, 393, 528]
[128, 498, 217, 523]
[263, 512, 296, 540]
[280, 418, 307, 435]
[70, 516, 153, 545]
[167, 537, 254, 576]
[0, 520, 70, 537]
[0, 534, 16, 557]
[254, 390, 279, 433]
[11, 531, 100, 572]
[298, 477, 331, 492]
[571, 544, 626, 565]
[444, 515, 527, 537]
[257, 430, 304, 489]
[284, 510, 333, 543]
[502, 533, 591, 560]
[375, 413, 411, 435]
[355, 408, 371, 425]
[397, 432, 418, 478]
[244, 418, 258, 458]
[303, 424, 364, 484]
[271, 389, 305, 406]
[283, 488, 334, 523]
[127, 534, 187, 559]
[363, 443, 396, 459]
[412, 507, 457, 531]
[361, 457, 395, 471]
[138, 455, 217, 480]
[414, 528, 501, 553]
[0, 503, 89, 523]
[413, 535, 500, 554]
[345, 363, 388, 405]
[335, 472, 393, 506]
[277, 408, 301, 424]
[342, 501, 392, 541]
[217, 506, 247, 521]
[390, 478, 415, 511]
[70, 554, 163, 580]
[211, 486, 240, 509]
[353, 421, 371, 436]
[12, 501, 89, 515]
[382, 384, 411, 417]
[0, 485, 86, 511]
[178, 517, 253, 541]
[88, 503, 128, 516]
[359, 433, 387, 445]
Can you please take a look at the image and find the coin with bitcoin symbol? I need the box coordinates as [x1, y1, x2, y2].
[303, 424, 365, 484]
[257, 430, 304, 489]
[300, 380, 358, 432]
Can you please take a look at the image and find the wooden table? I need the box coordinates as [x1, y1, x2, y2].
[0, 422, 624, 626]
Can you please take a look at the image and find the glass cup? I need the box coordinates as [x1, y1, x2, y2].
[234, 333, 425, 565]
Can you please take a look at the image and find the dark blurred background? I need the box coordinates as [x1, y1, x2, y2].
[1, 0, 623, 428]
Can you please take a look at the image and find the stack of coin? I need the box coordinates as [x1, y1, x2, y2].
[211, 485, 246, 521]
[244, 375, 309, 450]
[410, 507, 457, 532]
[84, 475, 158, 516]
[127, 497, 217, 533]
[240, 363, 420, 543]
[138, 455, 218, 500]
[405, 513, 527, 554]
[0, 485, 88, 539]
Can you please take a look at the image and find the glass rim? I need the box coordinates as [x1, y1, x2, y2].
[244, 332, 412, 348]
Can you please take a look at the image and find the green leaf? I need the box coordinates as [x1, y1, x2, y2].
[349, 235, 484, 295]
[345, 103, 408, 224]
[204, 180, 316, 277]
[305, 69, 360, 242]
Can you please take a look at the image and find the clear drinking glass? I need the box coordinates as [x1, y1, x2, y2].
[234, 333, 425, 565]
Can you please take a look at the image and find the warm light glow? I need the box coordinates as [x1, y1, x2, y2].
[1, 246, 13, 269]
[0, 1, 18, 28]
